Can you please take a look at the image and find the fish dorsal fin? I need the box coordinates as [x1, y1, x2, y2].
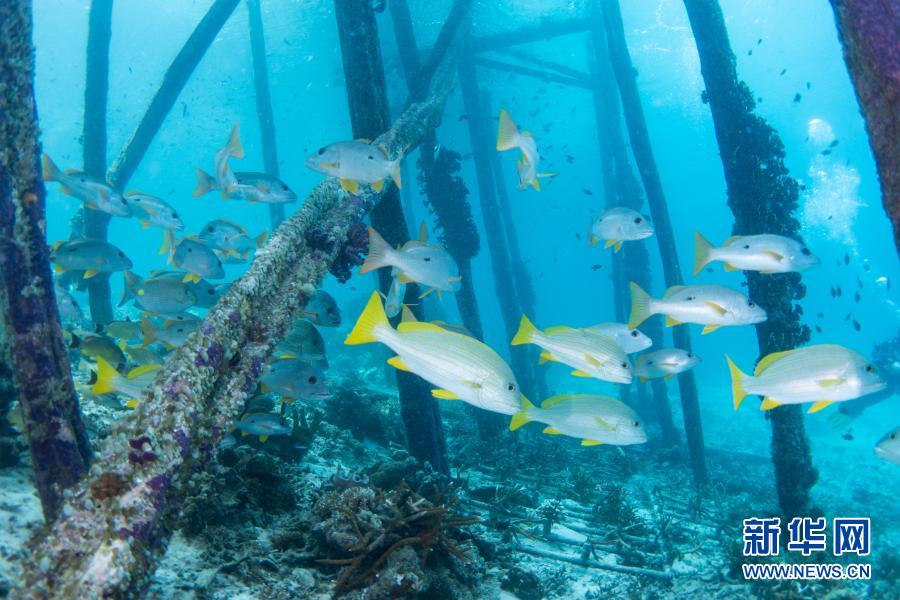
[754, 349, 795, 375]
[540, 394, 580, 409]
[663, 285, 688, 298]
[581, 440, 603, 446]
[400, 305, 417, 323]
[722, 235, 742, 246]
[418, 221, 428, 243]
[397, 321, 444, 334]
[371, 179, 384, 193]
[543, 325, 572, 335]
[64, 168, 80, 175]
[127, 365, 160, 379]
[543, 426, 562, 435]
[396, 273, 415, 284]
[355, 137, 372, 143]
[217, 217, 247, 233]
[665, 316, 682, 327]
[760, 397, 782, 411]
[723, 263, 741, 272]
[124, 189, 142, 197]
[387, 356, 411, 372]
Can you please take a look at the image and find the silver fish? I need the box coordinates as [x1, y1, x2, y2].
[122, 271, 196, 316]
[51, 239, 133, 279]
[260, 359, 330, 402]
[41, 154, 130, 216]
[300, 290, 341, 327]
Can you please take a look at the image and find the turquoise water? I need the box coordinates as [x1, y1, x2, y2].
[15, 0, 900, 596]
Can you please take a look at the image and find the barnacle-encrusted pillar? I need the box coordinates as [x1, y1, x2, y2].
[17, 19, 463, 597]
[682, 0, 817, 518]
[600, 0, 707, 483]
[334, 0, 450, 474]
[81, 0, 115, 325]
[247, 0, 285, 228]
[587, 17, 678, 443]
[829, 0, 899, 252]
[0, 0, 92, 521]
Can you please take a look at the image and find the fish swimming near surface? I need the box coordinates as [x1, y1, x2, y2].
[121, 271, 196, 315]
[124, 191, 184, 235]
[193, 123, 243, 198]
[693, 232, 819, 276]
[41, 154, 130, 216]
[585, 323, 652, 354]
[194, 169, 298, 204]
[360, 227, 461, 299]
[234, 412, 292, 442]
[140, 317, 197, 350]
[299, 290, 342, 327]
[512, 315, 633, 384]
[634, 348, 700, 381]
[90, 357, 161, 408]
[496, 108, 555, 191]
[163, 233, 225, 282]
[875, 427, 900, 465]
[589, 207, 655, 252]
[345, 292, 524, 415]
[305, 140, 402, 194]
[198, 218, 268, 260]
[628, 282, 767, 334]
[260, 358, 330, 402]
[726, 344, 886, 414]
[275, 318, 328, 367]
[50, 239, 133, 279]
[509, 394, 647, 447]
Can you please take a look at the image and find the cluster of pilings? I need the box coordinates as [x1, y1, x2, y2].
[1, 0, 897, 595]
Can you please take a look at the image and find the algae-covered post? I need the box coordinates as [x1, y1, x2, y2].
[0, 0, 92, 521]
[81, 0, 115, 326]
[599, 0, 707, 485]
[682, 0, 817, 519]
[247, 0, 285, 228]
[334, 0, 449, 474]
[586, 20, 678, 442]
[829, 0, 900, 253]
[107, 0, 240, 189]
[19, 29, 462, 593]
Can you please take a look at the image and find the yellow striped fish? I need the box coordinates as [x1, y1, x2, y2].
[726, 344, 886, 414]
[511, 315, 632, 384]
[90, 357, 162, 408]
[509, 394, 647, 446]
[345, 292, 524, 415]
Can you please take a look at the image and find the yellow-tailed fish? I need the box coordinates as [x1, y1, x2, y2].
[97, 318, 142, 343]
[585, 323, 651, 354]
[496, 108, 555, 191]
[589, 207, 654, 252]
[512, 315, 632, 384]
[140, 317, 197, 350]
[275, 319, 328, 367]
[345, 292, 524, 415]
[50, 238, 132, 279]
[121, 271, 196, 316]
[509, 394, 647, 446]
[41, 154, 130, 216]
[192, 123, 243, 198]
[198, 218, 267, 259]
[194, 170, 297, 204]
[693, 232, 819, 276]
[634, 348, 700, 382]
[628, 282, 766, 334]
[360, 227, 461, 298]
[875, 427, 900, 465]
[299, 290, 342, 327]
[726, 344, 886, 414]
[305, 140, 401, 194]
[260, 358, 329, 402]
[71, 332, 126, 371]
[124, 191, 184, 232]
[91, 357, 161, 408]
[164, 232, 225, 282]
[234, 412, 291, 442]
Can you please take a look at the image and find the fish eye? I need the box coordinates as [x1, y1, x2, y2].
[79, 177, 85, 182]
[743, 244, 750, 249]
[367, 155, 374, 160]
[620, 362, 628, 369]
[317, 147, 325, 155]
[172, 212, 179, 218]
[630, 330, 639, 337]
[281, 184, 289, 190]
[801, 247, 811, 256]
[424, 257, 431, 262]
[865, 365, 874, 373]
[891, 433, 897, 440]
[686, 352, 693, 358]
[207, 289, 215, 295]
[686, 296, 695, 301]
[633, 420, 640, 427]
[308, 375, 317, 384]
[187, 247, 193, 253]
[633, 217, 642, 224]
[507, 383, 516, 392]
[748, 300, 755, 307]
[207, 226, 215, 232]
[647, 360, 654, 365]
[117, 251, 125, 257]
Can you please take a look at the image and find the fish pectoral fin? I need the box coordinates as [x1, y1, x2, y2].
[585, 354, 606, 367]
[259, 435, 269, 443]
[581, 440, 603, 447]
[83, 269, 101, 279]
[701, 325, 721, 335]
[604, 239, 617, 249]
[817, 378, 846, 388]
[339, 178, 360, 194]
[140, 221, 151, 229]
[665, 316, 682, 327]
[386, 356, 411, 372]
[614, 241, 623, 252]
[808, 401, 834, 414]
[543, 426, 562, 435]
[570, 370, 592, 378]
[704, 301, 728, 315]
[53, 264, 66, 273]
[371, 179, 385, 193]
[537, 352, 556, 365]
[125, 399, 139, 408]
[431, 389, 459, 400]
[762, 251, 785, 262]
[760, 397, 782, 411]
[594, 416, 615, 431]
[397, 273, 415, 284]
[182, 273, 202, 284]
[723, 263, 740, 272]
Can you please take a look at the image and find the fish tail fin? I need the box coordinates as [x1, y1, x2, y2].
[389, 160, 402, 190]
[359, 227, 393, 274]
[255, 230, 269, 249]
[162, 229, 176, 264]
[725, 355, 749, 410]
[345, 292, 391, 345]
[509, 395, 535, 431]
[140, 317, 157, 348]
[627, 282, 654, 329]
[496, 108, 520, 151]
[193, 168, 216, 197]
[91, 357, 120, 396]
[120, 271, 139, 307]
[693, 231, 714, 276]
[41, 153, 60, 182]
[227, 123, 244, 159]
[511, 314, 538, 346]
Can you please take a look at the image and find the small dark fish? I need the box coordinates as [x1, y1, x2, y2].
[830, 286, 836, 298]
[852, 319, 861, 332]
[822, 149, 832, 156]
[857, 277, 864, 288]
[591, 264, 602, 271]
[582, 188, 593, 196]
[780, 68, 787, 75]
[854, 291, 860, 303]
[575, 233, 582, 241]
[829, 140, 839, 148]
[793, 93, 802, 103]
[806, 82, 811, 90]
[706, 267, 714, 273]
[844, 253, 850, 265]
[566, 155, 575, 164]
[757, 38, 762, 45]
[844, 313, 852, 322]
[842, 432, 854, 442]
[747, 50, 753, 56]
[836, 286, 842, 297]
[817, 312, 824, 318]
[815, 325, 822, 334]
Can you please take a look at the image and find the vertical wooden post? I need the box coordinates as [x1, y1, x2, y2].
[0, 0, 91, 521]
[683, 0, 816, 516]
[599, 0, 707, 484]
[81, 0, 114, 325]
[586, 26, 678, 442]
[334, 0, 448, 473]
[247, 0, 285, 228]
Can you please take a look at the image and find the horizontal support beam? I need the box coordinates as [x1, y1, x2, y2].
[469, 18, 590, 52]
[472, 56, 592, 89]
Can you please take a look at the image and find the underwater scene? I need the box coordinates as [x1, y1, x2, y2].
[0, 0, 898, 598]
